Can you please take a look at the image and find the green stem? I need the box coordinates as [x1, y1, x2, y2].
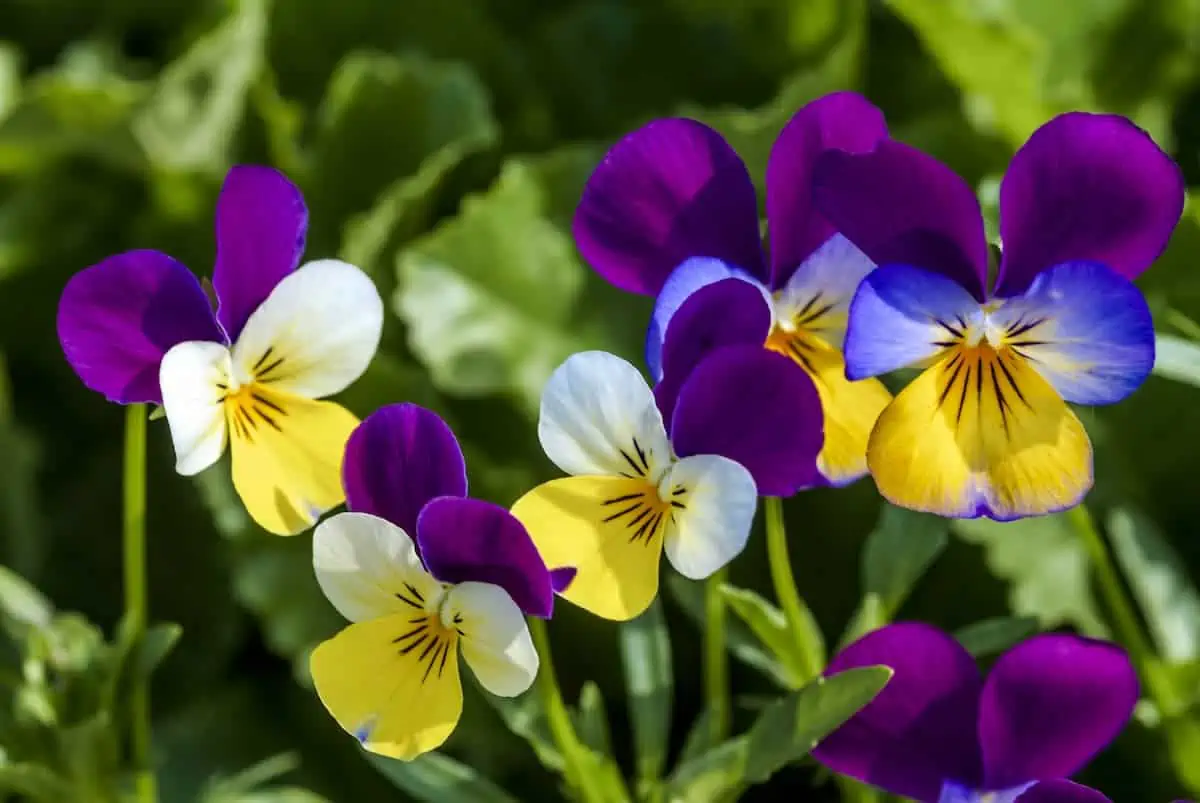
[1067, 505, 1178, 710]
[528, 618, 607, 803]
[123, 405, 156, 803]
[703, 568, 730, 743]
[764, 497, 820, 681]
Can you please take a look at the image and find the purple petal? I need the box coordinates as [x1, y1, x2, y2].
[843, 263, 981, 380]
[573, 118, 766, 295]
[995, 113, 1184, 296]
[417, 496, 554, 618]
[812, 140, 990, 300]
[766, 91, 889, 289]
[979, 634, 1137, 788]
[668, 345, 822, 496]
[646, 257, 767, 381]
[654, 277, 773, 424]
[990, 261, 1154, 405]
[812, 622, 984, 801]
[56, 250, 224, 405]
[550, 567, 576, 592]
[1017, 781, 1113, 803]
[212, 165, 309, 340]
[342, 403, 468, 536]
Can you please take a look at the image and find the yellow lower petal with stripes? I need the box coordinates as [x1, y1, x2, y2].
[510, 476, 669, 621]
[227, 384, 359, 535]
[767, 330, 891, 486]
[310, 613, 463, 761]
[867, 346, 1092, 520]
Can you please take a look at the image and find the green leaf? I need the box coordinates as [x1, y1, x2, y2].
[954, 616, 1041, 658]
[741, 666, 892, 783]
[862, 503, 949, 615]
[394, 156, 588, 412]
[128, 622, 183, 680]
[367, 751, 522, 803]
[1108, 506, 1200, 662]
[133, 0, 267, 173]
[1152, 333, 1200, 389]
[665, 738, 747, 803]
[0, 43, 146, 173]
[0, 763, 74, 801]
[951, 514, 1109, 636]
[665, 574, 792, 688]
[0, 44, 21, 121]
[312, 52, 497, 276]
[0, 564, 52, 639]
[574, 681, 613, 757]
[484, 690, 564, 772]
[676, 707, 721, 768]
[619, 597, 673, 792]
[883, 0, 1063, 146]
[717, 584, 812, 688]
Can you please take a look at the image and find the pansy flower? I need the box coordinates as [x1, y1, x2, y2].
[812, 622, 1137, 803]
[511, 348, 822, 621]
[310, 403, 555, 760]
[56, 166, 383, 535]
[810, 113, 1183, 519]
[574, 91, 893, 485]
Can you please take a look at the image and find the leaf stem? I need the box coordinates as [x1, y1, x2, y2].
[1067, 504, 1178, 710]
[764, 497, 819, 680]
[528, 618, 608, 803]
[703, 568, 730, 743]
[123, 404, 156, 803]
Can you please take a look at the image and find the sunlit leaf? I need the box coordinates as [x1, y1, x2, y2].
[0, 763, 74, 801]
[574, 681, 612, 757]
[1153, 333, 1200, 389]
[367, 751, 521, 803]
[134, 0, 267, 173]
[0, 564, 52, 640]
[394, 157, 589, 413]
[951, 514, 1109, 637]
[1109, 506, 1200, 663]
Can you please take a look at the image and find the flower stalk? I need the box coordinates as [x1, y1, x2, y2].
[764, 496, 821, 681]
[703, 568, 730, 742]
[528, 618, 608, 803]
[123, 404, 156, 803]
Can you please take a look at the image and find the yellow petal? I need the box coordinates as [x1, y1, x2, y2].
[310, 614, 463, 761]
[510, 476, 666, 621]
[868, 346, 1092, 520]
[767, 331, 892, 486]
[228, 385, 359, 535]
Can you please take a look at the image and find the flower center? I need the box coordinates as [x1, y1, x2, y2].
[599, 478, 688, 547]
[391, 582, 458, 684]
[221, 383, 288, 442]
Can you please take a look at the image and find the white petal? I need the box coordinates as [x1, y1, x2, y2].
[774, 233, 875, 349]
[231, 259, 383, 398]
[538, 351, 672, 480]
[159, 340, 232, 476]
[442, 582, 538, 697]
[313, 512, 443, 623]
[660, 454, 757, 579]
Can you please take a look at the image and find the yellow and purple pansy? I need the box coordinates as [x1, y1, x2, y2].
[56, 165, 383, 535]
[310, 403, 558, 760]
[574, 91, 893, 485]
[813, 113, 1184, 520]
[511, 348, 822, 621]
[813, 622, 1136, 803]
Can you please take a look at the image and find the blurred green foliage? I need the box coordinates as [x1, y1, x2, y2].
[5, 0, 1200, 800]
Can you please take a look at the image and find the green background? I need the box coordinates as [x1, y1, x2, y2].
[3, 0, 1200, 800]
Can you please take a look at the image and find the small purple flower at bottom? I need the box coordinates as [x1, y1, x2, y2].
[812, 623, 1137, 803]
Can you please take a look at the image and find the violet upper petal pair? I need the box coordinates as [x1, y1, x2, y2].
[56, 166, 384, 535]
[813, 622, 1137, 803]
[816, 113, 1183, 520]
[342, 403, 555, 619]
[574, 92, 896, 488]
